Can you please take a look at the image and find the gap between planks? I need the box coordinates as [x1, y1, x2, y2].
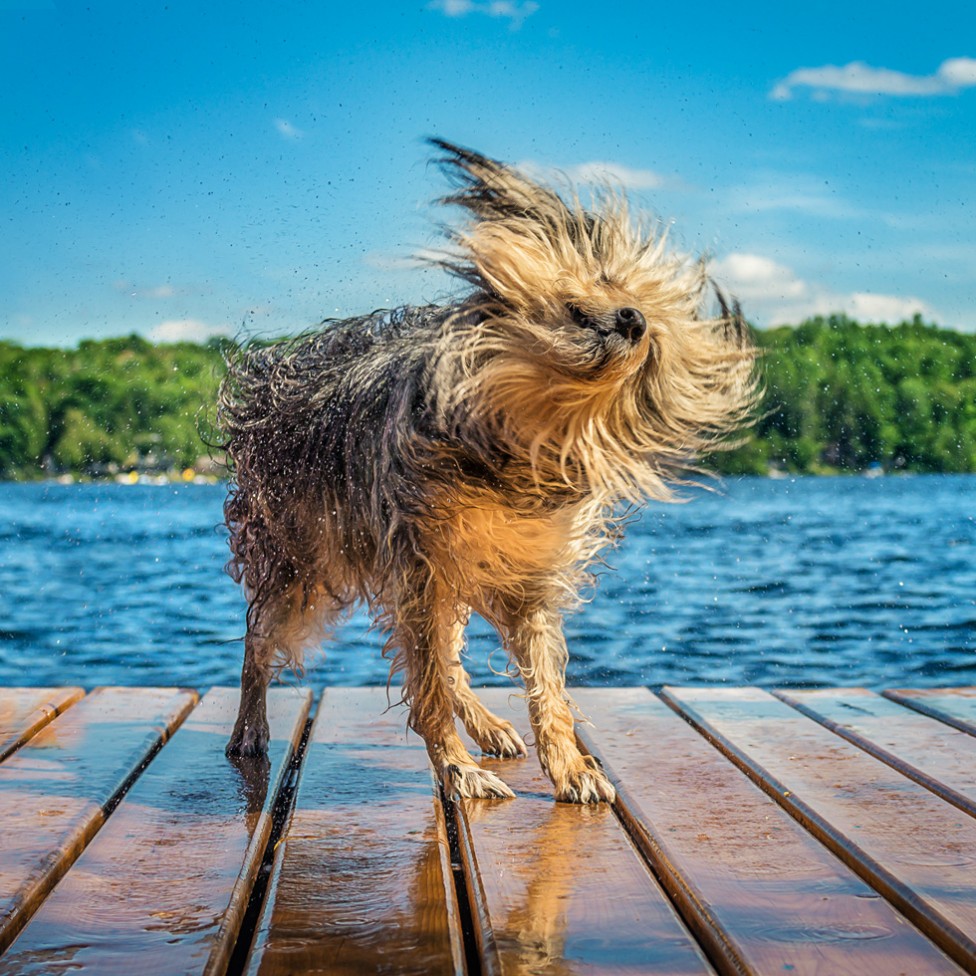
[3, 685, 976, 976]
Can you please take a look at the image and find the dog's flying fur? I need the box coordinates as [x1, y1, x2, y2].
[219, 139, 758, 802]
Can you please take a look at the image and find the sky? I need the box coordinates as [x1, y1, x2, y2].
[1, 0, 974, 347]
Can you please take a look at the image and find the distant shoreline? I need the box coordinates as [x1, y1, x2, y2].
[7, 469, 973, 488]
[4, 317, 976, 480]
[1, 468, 222, 486]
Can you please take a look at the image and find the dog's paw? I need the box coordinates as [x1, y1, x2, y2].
[225, 719, 270, 758]
[443, 763, 516, 800]
[473, 721, 528, 759]
[554, 756, 616, 804]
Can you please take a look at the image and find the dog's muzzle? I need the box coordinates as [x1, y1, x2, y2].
[614, 307, 646, 343]
[570, 304, 647, 344]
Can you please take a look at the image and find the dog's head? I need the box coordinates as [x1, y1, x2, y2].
[427, 139, 758, 500]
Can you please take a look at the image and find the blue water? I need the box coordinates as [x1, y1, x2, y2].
[0, 477, 973, 691]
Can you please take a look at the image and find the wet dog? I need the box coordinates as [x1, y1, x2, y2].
[219, 140, 757, 802]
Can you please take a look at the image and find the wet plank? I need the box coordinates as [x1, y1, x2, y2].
[456, 688, 715, 976]
[776, 688, 976, 818]
[0, 685, 311, 976]
[573, 687, 963, 976]
[663, 686, 976, 974]
[0, 687, 85, 763]
[0, 686, 197, 955]
[884, 688, 976, 737]
[245, 687, 464, 976]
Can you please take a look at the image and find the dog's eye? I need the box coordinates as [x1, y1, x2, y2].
[567, 304, 598, 330]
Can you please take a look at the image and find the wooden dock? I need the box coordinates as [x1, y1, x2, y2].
[2, 685, 976, 975]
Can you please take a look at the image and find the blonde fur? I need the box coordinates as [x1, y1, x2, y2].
[219, 139, 758, 803]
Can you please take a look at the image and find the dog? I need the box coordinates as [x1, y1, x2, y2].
[219, 139, 757, 803]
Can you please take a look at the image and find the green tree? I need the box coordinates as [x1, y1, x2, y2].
[712, 315, 976, 475]
[2, 319, 976, 480]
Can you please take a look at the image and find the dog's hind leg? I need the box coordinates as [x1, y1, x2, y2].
[226, 629, 274, 757]
[397, 580, 515, 799]
[497, 605, 615, 804]
[226, 581, 302, 758]
[446, 612, 527, 758]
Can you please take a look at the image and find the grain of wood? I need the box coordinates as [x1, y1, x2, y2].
[0, 686, 197, 955]
[246, 687, 465, 976]
[0, 686, 309, 976]
[664, 686, 976, 974]
[0, 686, 85, 763]
[574, 687, 964, 976]
[775, 688, 976, 818]
[884, 688, 976, 737]
[455, 688, 715, 976]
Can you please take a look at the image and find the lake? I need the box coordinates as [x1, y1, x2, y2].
[0, 476, 973, 691]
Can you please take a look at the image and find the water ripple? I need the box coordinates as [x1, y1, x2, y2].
[0, 477, 973, 690]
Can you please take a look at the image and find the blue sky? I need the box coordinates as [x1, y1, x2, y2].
[2, 0, 974, 346]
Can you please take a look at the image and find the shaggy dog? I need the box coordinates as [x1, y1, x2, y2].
[219, 139, 757, 802]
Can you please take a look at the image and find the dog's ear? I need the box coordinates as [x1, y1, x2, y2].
[429, 138, 575, 230]
[712, 282, 754, 351]
[428, 138, 600, 297]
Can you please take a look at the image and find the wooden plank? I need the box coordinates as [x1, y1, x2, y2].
[245, 687, 465, 976]
[0, 686, 310, 976]
[455, 688, 715, 976]
[884, 688, 976, 737]
[573, 687, 964, 976]
[0, 686, 197, 955]
[664, 686, 976, 974]
[0, 687, 85, 763]
[776, 688, 976, 818]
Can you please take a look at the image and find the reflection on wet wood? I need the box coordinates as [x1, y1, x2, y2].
[246, 686, 464, 976]
[0, 686, 310, 976]
[574, 688, 964, 976]
[457, 688, 714, 976]
[884, 687, 976, 737]
[775, 688, 976, 818]
[0, 687, 85, 763]
[664, 686, 976, 973]
[0, 686, 197, 954]
[3, 684, 976, 975]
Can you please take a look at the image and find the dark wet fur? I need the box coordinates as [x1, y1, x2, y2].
[219, 140, 758, 801]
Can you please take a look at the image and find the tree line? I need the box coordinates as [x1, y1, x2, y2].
[1, 314, 975, 480]
[0, 334, 227, 479]
[711, 314, 976, 475]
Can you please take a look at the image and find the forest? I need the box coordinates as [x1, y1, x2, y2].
[711, 314, 976, 476]
[0, 334, 228, 480]
[1, 314, 975, 480]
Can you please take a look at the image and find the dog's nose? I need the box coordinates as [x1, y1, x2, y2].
[615, 307, 646, 342]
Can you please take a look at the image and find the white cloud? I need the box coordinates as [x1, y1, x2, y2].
[771, 57, 976, 101]
[563, 161, 666, 191]
[712, 254, 808, 301]
[712, 252, 937, 327]
[940, 57, 976, 88]
[842, 292, 933, 323]
[273, 118, 305, 140]
[520, 158, 670, 192]
[727, 176, 854, 219]
[149, 319, 232, 343]
[427, 0, 539, 29]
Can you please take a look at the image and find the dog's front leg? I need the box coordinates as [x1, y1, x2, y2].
[397, 579, 515, 800]
[446, 611, 528, 759]
[503, 607, 615, 803]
